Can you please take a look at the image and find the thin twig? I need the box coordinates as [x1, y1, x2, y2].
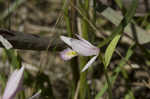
[0, 28, 64, 51]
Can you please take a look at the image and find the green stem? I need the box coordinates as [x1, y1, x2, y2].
[79, 57, 90, 99]
[79, 0, 90, 99]
[63, 0, 79, 98]
[98, 54, 112, 99]
[104, 68, 113, 99]
[70, 0, 80, 98]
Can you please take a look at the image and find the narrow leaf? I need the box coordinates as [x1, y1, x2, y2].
[104, 34, 121, 68]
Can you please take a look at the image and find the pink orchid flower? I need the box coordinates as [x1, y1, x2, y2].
[2, 66, 24, 99]
[60, 34, 100, 72]
[2, 66, 41, 99]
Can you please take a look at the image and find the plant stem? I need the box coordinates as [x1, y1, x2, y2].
[104, 68, 113, 99]
[79, 0, 90, 99]
[63, 0, 79, 98]
[98, 54, 112, 99]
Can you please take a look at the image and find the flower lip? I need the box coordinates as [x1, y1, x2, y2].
[60, 48, 78, 60]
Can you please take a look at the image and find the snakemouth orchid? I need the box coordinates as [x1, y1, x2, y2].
[2, 66, 41, 99]
[2, 66, 24, 99]
[60, 34, 100, 72]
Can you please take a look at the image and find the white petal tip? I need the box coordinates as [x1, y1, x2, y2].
[0, 35, 13, 49]
[60, 36, 72, 46]
[81, 55, 98, 72]
[60, 36, 69, 41]
[60, 36, 66, 40]
[81, 67, 87, 72]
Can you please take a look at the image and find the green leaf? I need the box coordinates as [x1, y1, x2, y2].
[4, 49, 22, 69]
[104, 34, 121, 68]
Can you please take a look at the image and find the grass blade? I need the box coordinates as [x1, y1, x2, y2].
[104, 34, 121, 68]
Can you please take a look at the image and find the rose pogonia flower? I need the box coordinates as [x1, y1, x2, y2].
[2, 66, 41, 99]
[60, 34, 100, 72]
[2, 66, 24, 99]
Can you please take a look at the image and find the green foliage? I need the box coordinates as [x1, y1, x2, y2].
[95, 44, 134, 99]
[104, 34, 121, 68]
[4, 49, 22, 69]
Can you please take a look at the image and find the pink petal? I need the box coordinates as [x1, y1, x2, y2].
[81, 55, 98, 72]
[60, 48, 77, 60]
[2, 66, 24, 99]
[71, 39, 99, 56]
[60, 35, 99, 56]
[60, 36, 74, 47]
[75, 34, 96, 48]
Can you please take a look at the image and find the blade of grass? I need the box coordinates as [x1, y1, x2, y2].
[102, 34, 121, 99]
[104, 34, 121, 68]
[4, 49, 22, 69]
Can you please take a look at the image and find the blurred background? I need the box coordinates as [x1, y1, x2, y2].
[0, 0, 150, 99]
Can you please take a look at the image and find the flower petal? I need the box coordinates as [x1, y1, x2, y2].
[81, 55, 98, 72]
[60, 36, 74, 47]
[71, 39, 99, 56]
[60, 48, 77, 60]
[2, 66, 24, 99]
[75, 34, 96, 48]
[60, 35, 99, 56]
